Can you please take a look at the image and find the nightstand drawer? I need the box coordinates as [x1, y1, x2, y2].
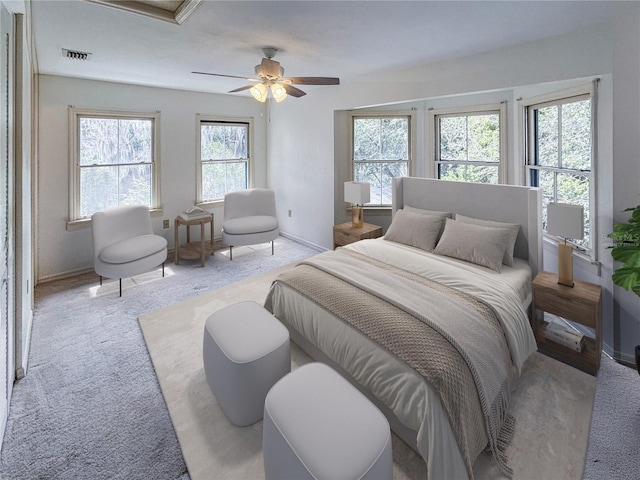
[334, 230, 360, 246]
[333, 222, 383, 249]
[534, 289, 596, 329]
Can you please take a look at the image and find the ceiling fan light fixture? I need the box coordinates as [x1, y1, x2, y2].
[271, 83, 288, 103]
[250, 83, 267, 102]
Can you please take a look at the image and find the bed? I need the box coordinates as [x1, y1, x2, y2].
[264, 177, 542, 479]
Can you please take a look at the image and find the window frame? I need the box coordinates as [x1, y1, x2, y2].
[427, 103, 507, 183]
[67, 107, 161, 230]
[521, 84, 596, 257]
[196, 114, 254, 207]
[348, 111, 416, 209]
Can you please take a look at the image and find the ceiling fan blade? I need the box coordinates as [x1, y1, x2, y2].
[283, 84, 306, 98]
[285, 77, 340, 86]
[228, 85, 254, 93]
[192, 71, 258, 82]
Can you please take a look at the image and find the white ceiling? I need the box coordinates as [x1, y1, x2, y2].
[31, 1, 616, 98]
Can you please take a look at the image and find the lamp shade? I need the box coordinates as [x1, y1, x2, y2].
[250, 83, 268, 102]
[271, 83, 288, 102]
[547, 202, 584, 239]
[344, 181, 370, 205]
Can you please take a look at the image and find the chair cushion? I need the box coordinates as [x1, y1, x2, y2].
[99, 234, 167, 264]
[223, 215, 278, 235]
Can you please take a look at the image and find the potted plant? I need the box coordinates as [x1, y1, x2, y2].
[608, 204, 640, 296]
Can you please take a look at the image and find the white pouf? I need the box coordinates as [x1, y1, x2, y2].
[263, 363, 393, 480]
[203, 301, 290, 426]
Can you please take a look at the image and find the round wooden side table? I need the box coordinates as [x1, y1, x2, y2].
[174, 214, 214, 267]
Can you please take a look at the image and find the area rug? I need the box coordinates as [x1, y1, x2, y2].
[139, 267, 597, 480]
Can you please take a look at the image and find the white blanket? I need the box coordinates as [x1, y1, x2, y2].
[266, 238, 537, 478]
[346, 239, 537, 374]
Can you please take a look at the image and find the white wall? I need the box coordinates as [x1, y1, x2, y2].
[268, 15, 640, 363]
[37, 75, 267, 281]
[611, 2, 640, 364]
[270, 21, 613, 247]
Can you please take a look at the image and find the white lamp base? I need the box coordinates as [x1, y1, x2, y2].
[557, 242, 574, 287]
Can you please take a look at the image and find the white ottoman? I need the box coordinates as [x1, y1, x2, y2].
[203, 301, 290, 426]
[263, 363, 393, 480]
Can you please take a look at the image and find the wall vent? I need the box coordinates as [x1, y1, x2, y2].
[62, 48, 92, 61]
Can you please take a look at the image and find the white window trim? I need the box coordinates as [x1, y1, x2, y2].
[520, 82, 597, 259]
[67, 107, 161, 230]
[196, 114, 254, 207]
[348, 110, 416, 209]
[427, 103, 507, 183]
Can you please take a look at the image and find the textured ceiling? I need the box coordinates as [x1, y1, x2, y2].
[31, 1, 615, 97]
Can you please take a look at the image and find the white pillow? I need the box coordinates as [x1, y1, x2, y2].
[455, 214, 520, 266]
[384, 209, 445, 252]
[404, 204, 452, 219]
[433, 218, 512, 272]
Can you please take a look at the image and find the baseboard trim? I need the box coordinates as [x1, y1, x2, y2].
[17, 309, 34, 379]
[37, 267, 96, 284]
[37, 235, 320, 285]
[37, 248, 180, 285]
[278, 232, 326, 253]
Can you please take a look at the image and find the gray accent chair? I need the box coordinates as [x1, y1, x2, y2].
[91, 205, 167, 296]
[221, 189, 279, 260]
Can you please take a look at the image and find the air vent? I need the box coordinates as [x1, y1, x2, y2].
[62, 48, 92, 61]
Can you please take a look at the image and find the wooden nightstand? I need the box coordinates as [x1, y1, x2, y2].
[531, 270, 602, 375]
[333, 222, 383, 249]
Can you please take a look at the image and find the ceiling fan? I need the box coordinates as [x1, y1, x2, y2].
[192, 47, 340, 103]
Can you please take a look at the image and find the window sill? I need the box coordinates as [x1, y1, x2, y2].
[66, 207, 163, 231]
[196, 199, 224, 209]
[66, 218, 91, 231]
[345, 206, 392, 217]
[542, 234, 594, 264]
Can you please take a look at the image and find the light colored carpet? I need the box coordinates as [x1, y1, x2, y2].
[0, 236, 317, 479]
[139, 266, 597, 480]
[583, 354, 640, 479]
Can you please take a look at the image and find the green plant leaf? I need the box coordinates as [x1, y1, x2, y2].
[612, 265, 640, 292]
[611, 246, 640, 264]
[610, 204, 640, 297]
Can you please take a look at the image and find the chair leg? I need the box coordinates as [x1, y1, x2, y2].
[229, 246, 233, 261]
[119, 279, 122, 297]
[272, 240, 274, 255]
[162, 262, 165, 277]
[99, 275, 102, 286]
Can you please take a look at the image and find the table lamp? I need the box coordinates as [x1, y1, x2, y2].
[344, 181, 370, 228]
[547, 202, 584, 287]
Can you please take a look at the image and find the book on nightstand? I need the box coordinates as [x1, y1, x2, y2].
[544, 323, 585, 352]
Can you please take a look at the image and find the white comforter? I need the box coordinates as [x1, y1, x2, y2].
[267, 238, 537, 479]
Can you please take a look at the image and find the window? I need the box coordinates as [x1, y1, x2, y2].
[431, 104, 506, 184]
[197, 117, 252, 204]
[351, 114, 413, 206]
[69, 108, 160, 224]
[524, 89, 594, 251]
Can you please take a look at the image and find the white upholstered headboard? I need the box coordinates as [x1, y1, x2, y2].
[392, 177, 542, 276]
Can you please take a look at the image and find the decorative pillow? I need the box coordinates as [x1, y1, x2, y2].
[384, 209, 445, 252]
[433, 218, 511, 272]
[404, 204, 452, 219]
[455, 214, 520, 266]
